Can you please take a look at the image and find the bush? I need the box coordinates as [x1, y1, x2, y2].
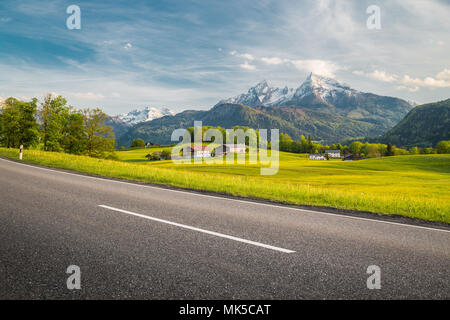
[436, 140, 450, 154]
[131, 138, 146, 148]
[105, 152, 119, 160]
[151, 152, 161, 161]
[160, 149, 171, 160]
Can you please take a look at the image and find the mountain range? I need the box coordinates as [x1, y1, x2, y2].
[381, 99, 450, 147]
[115, 106, 176, 125]
[115, 73, 414, 147]
[219, 73, 413, 130]
[106, 106, 176, 139]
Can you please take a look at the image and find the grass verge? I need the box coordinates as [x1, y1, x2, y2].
[1, 147, 449, 223]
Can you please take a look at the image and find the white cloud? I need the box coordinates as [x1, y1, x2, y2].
[437, 69, 450, 80]
[402, 75, 450, 88]
[72, 92, 105, 100]
[261, 57, 285, 65]
[353, 70, 398, 82]
[124, 43, 133, 49]
[368, 70, 398, 83]
[354, 68, 450, 90]
[230, 51, 254, 60]
[239, 61, 256, 71]
[290, 59, 341, 78]
[396, 85, 419, 93]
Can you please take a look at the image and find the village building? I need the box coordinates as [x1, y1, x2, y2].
[215, 144, 247, 155]
[309, 154, 326, 160]
[183, 145, 212, 158]
[325, 149, 341, 158]
[343, 154, 364, 161]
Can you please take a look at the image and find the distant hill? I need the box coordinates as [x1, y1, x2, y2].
[118, 103, 381, 146]
[116, 73, 414, 147]
[381, 99, 450, 147]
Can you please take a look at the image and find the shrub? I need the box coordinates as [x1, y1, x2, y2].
[436, 140, 450, 154]
[131, 138, 146, 148]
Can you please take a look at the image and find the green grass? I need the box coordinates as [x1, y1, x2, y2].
[1, 147, 449, 223]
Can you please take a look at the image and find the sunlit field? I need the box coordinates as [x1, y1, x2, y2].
[1, 147, 449, 223]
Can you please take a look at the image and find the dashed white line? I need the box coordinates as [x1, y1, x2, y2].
[98, 205, 296, 253]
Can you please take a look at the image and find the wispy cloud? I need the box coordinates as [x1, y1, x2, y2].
[260, 57, 285, 65]
[353, 70, 398, 83]
[402, 74, 450, 89]
[290, 59, 341, 78]
[353, 68, 450, 90]
[233, 51, 342, 78]
[72, 92, 105, 100]
[239, 61, 256, 71]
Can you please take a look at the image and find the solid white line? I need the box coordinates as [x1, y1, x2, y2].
[98, 205, 296, 253]
[1, 157, 449, 234]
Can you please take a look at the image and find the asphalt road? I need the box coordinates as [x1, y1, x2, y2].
[0, 157, 449, 299]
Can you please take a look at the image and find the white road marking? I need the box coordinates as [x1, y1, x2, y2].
[98, 205, 296, 253]
[1, 157, 449, 234]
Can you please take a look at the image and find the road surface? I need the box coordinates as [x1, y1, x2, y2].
[0, 157, 449, 299]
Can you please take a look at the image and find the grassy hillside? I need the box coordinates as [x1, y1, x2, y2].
[1, 147, 448, 223]
[381, 99, 450, 147]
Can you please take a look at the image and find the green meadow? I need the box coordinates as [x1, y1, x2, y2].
[1, 147, 449, 223]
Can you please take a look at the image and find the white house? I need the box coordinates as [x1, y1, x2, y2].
[226, 144, 247, 153]
[325, 150, 341, 158]
[184, 145, 212, 158]
[215, 144, 247, 155]
[309, 154, 326, 160]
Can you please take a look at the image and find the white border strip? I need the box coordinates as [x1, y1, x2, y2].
[99, 205, 295, 253]
[1, 157, 449, 234]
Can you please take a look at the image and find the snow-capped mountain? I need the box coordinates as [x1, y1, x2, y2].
[115, 107, 176, 126]
[217, 73, 358, 107]
[215, 73, 414, 132]
[218, 80, 295, 107]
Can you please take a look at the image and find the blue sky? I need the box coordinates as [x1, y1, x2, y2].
[0, 0, 449, 114]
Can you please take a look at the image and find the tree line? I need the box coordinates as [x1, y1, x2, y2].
[279, 133, 450, 156]
[0, 94, 115, 158]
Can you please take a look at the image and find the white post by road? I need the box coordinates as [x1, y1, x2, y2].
[19, 144, 23, 160]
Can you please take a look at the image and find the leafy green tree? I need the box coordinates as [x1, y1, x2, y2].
[40, 94, 69, 151]
[366, 144, 378, 158]
[131, 138, 146, 148]
[436, 140, 450, 154]
[0, 97, 39, 148]
[349, 141, 363, 155]
[83, 108, 115, 157]
[409, 147, 419, 155]
[0, 98, 21, 147]
[386, 143, 394, 156]
[61, 110, 86, 154]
